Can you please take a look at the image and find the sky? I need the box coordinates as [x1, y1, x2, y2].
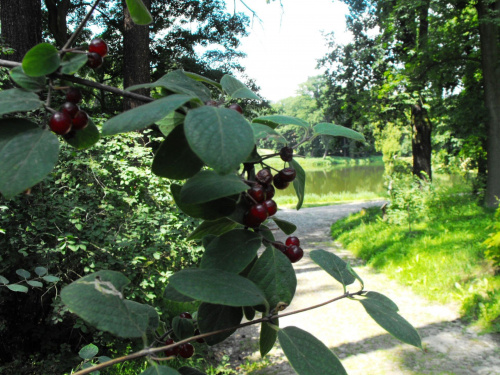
[224, 0, 352, 102]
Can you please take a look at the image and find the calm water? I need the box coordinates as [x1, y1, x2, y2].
[276, 165, 386, 197]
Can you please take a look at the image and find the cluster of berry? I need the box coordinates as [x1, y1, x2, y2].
[49, 87, 89, 135]
[163, 312, 204, 359]
[86, 38, 108, 69]
[271, 236, 303, 263]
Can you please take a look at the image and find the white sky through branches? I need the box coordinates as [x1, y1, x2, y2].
[225, 0, 352, 102]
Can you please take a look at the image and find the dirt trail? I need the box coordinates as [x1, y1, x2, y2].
[213, 201, 500, 375]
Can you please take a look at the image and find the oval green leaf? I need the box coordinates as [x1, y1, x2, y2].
[357, 291, 422, 348]
[197, 303, 243, 345]
[252, 123, 287, 143]
[0, 119, 59, 199]
[172, 316, 195, 340]
[187, 217, 240, 241]
[22, 43, 61, 77]
[260, 319, 279, 357]
[102, 94, 192, 136]
[152, 124, 204, 180]
[310, 249, 355, 288]
[60, 53, 88, 75]
[79, 343, 99, 360]
[247, 248, 296, 311]
[252, 115, 309, 129]
[27, 280, 43, 288]
[16, 269, 31, 279]
[34, 267, 48, 277]
[42, 275, 60, 283]
[278, 326, 347, 375]
[7, 284, 29, 293]
[168, 268, 267, 307]
[184, 107, 255, 174]
[200, 229, 262, 273]
[140, 366, 181, 375]
[0, 88, 43, 115]
[0, 276, 9, 285]
[63, 118, 100, 150]
[313, 123, 366, 143]
[125, 0, 153, 25]
[180, 170, 248, 204]
[9, 67, 46, 91]
[272, 217, 297, 235]
[290, 159, 305, 210]
[221, 75, 260, 100]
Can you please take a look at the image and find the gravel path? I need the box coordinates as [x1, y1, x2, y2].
[212, 201, 500, 375]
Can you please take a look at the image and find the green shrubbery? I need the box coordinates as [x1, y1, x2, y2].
[0, 131, 199, 373]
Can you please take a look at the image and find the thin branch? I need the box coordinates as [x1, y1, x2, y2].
[0, 59, 153, 103]
[72, 288, 364, 375]
[62, 0, 102, 51]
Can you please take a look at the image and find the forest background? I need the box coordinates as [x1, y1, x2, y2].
[1, 0, 500, 374]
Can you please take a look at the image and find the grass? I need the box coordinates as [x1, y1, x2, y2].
[330, 186, 500, 332]
[274, 191, 386, 208]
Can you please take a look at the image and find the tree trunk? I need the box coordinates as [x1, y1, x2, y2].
[0, 0, 42, 61]
[477, 0, 500, 207]
[45, 0, 71, 47]
[123, 0, 151, 110]
[411, 103, 432, 181]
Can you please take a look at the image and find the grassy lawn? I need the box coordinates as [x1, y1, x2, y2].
[330, 188, 500, 332]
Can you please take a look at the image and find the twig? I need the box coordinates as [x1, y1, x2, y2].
[62, 0, 103, 52]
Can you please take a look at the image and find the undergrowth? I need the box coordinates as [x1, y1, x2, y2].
[330, 182, 500, 332]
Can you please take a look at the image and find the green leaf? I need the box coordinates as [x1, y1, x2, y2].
[180, 170, 248, 204]
[127, 70, 211, 102]
[200, 229, 262, 273]
[313, 123, 365, 143]
[16, 269, 31, 279]
[9, 67, 46, 91]
[197, 303, 243, 346]
[290, 159, 305, 210]
[157, 112, 185, 136]
[184, 107, 255, 174]
[220, 75, 260, 100]
[172, 316, 195, 340]
[125, 0, 153, 25]
[247, 248, 296, 311]
[260, 319, 279, 357]
[7, 285, 29, 293]
[22, 43, 61, 77]
[152, 124, 203, 180]
[187, 217, 240, 241]
[278, 327, 347, 375]
[34, 267, 48, 277]
[357, 292, 422, 348]
[168, 268, 268, 307]
[79, 343, 99, 360]
[0, 89, 43, 115]
[346, 263, 364, 289]
[178, 367, 206, 375]
[252, 115, 309, 129]
[102, 95, 192, 136]
[251, 123, 287, 143]
[140, 366, 181, 375]
[0, 119, 59, 199]
[164, 284, 195, 302]
[63, 118, 100, 150]
[42, 275, 60, 283]
[183, 71, 222, 90]
[98, 356, 112, 363]
[60, 53, 88, 75]
[171, 183, 237, 221]
[258, 225, 275, 242]
[310, 250, 355, 289]
[61, 270, 159, 338]
[27, 280, 43, 288]
[0, 276, 9, 285]
[272, 217, 297, 235]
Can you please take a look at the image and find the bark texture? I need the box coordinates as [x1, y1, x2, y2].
[0, 0, 42, 61]
[45, 0, 71, 47]
[411, 103, 432, 181]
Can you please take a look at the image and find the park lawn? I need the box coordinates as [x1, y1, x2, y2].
[330, 192, 500, 332]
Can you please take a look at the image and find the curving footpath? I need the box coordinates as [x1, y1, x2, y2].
[212, 201, 500, 375]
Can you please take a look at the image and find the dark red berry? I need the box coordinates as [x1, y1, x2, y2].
[285, 236, 300, 247]
[228, 103, 243, 114]
[263, 183, 275, 199]
[72, 110, 89, 130]
[273, 174, 290, 190]
[248, 184, 265, 203]
[244, 204, 268, 227]
[61, 102, 79, 118]
[280, 146, 294, 162]
[87, 52, 103, 69]
[263, 199, 277, 216]
[49, 112, 72, 135]
[279, 168, 297, 183]
[178, 343, 194, 359]
[88, 38, 108, 57]
[164, 338, 178, 357]
[179, 312, 193, 319]
[272, 241, 288, 253]
[256, 169, 273, 185]
[66, 87, 82, 104]
[194, 329, 205, 343]
[285, 245, 303, 263]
